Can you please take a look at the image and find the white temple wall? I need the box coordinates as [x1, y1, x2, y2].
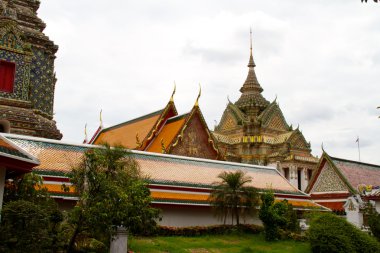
[157, 205, 262, 227]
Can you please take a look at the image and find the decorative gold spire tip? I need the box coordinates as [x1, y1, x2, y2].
[195, 83, 202, 107]
[170, 82, 176, 102]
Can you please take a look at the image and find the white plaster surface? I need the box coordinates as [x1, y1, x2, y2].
[157, 205, 262, 227]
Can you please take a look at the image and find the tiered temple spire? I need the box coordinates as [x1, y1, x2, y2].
[235, 29, 269, 116]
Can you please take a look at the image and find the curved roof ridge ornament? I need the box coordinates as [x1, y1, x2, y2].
[170, 81, 176, 102]
[194, 83, 201, 107]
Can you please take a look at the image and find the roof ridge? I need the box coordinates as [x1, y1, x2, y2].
[102, 108, 164, 132]
[331, 156, 380, 169]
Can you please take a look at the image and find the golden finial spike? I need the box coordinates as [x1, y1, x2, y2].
[195, 83, 202, 107]
[170, 81, 176, 102]
[100, 109, 103, 128]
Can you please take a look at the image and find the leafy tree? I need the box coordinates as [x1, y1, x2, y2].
[209, 170, 259, 225]
[67, 144, 160, 252]
[259, 191, 299, 241]
[0, 173, 64, 252]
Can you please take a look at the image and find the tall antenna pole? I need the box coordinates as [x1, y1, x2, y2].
[356, 136, 361, 162]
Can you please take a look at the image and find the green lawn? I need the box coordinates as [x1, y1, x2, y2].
[129, 234, 310, 253]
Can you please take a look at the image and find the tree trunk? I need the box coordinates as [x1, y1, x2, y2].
[67, 212, 83, 253]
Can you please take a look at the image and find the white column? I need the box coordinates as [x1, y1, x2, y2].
[0, 167, 6, 216]
[289, 165, 298, 188]
[110, 226, 128, 253]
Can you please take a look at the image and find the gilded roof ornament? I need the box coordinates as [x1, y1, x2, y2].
[160, 138, 166, 154]
[170, 82, 176, 102]
[194, 83, 202, 107]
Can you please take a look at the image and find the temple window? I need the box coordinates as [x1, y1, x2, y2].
[0, 60, 16, 93]
[307, 169, 313, 181]
[297, 169, 302, 190]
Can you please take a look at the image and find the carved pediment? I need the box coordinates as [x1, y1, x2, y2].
[217, 111, 238, 132]
[288, 130, 310, 150]
[260, 102, 289, 131]
[312, 162, 349, 193]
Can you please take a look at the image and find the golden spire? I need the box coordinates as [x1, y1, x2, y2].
[170, 81, 176, 102]
[194, 83, 202, 107]
[99, 109, 103, 128]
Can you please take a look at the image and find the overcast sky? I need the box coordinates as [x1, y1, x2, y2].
[38, 0, 380, 164]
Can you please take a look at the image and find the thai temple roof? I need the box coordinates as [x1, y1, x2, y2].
[94, 109, 164, 149]
[331, 156, 380, 191]
[307, 151, 380, 194]
[1, 133, 327, 210]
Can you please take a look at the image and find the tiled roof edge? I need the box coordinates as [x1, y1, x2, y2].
[330, 156, 380, 169]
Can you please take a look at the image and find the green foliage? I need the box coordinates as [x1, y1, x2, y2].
[309, 212, 380, 253]
[0, 200, 52, 252]
[0, 173, 64, 252]
[67, 144, 160, 252]
[4, 172, 51, 204]
[258, 191, 300, 241]
[364, 203, 380, 241]
[156, 224, 263, 236]
[209, 170, 259, 225]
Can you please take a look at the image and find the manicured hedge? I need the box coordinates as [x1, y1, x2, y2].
[309, 212, 380, 253]
[156, 224, 264, 236]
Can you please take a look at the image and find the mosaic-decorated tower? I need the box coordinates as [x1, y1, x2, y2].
[0, 0, 62, 139]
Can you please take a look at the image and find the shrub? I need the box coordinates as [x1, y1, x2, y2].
[309, 212, 380, 253]
[259, 191, 300, 241]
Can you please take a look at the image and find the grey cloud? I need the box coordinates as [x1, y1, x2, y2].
[183, 43, 244, 64]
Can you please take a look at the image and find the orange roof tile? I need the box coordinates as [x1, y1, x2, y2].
[94, 110, 162, 148]
[147, 116, 186, 153]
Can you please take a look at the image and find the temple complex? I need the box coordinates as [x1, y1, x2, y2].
[90, 89, 220, 160]
[213, 33, 318, 191]
[0, 0, 62, 139]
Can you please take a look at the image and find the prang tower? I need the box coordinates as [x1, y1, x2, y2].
[212, 32, 318, 191]
[0, 0, 62, 139]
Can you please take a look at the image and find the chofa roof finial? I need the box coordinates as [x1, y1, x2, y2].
[195, 83, 202, 107]
[170, 81, 176, 102]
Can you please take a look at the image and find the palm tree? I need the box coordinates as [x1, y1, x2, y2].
[209, 170, 259, 225]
